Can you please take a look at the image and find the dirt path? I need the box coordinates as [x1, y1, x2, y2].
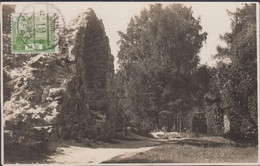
[45, 133, 248, 164]
[46, 133, 165, 164]
[47, 145, 153, 164]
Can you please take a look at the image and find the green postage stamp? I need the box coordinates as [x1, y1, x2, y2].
[12, 13, 56, 53]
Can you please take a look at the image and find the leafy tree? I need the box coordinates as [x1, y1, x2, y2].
[192, 65, 212, 103]
[215, 4, 257, 143]
[117, 4, 207, 132]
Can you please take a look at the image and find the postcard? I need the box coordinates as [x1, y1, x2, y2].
[1, 1, 259, 165]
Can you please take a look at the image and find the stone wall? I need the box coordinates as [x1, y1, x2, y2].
[182, 106, 202, 132]
[54, 9, 115, 140]
[204, 102, 224, 135]
[3, 4, 75, 143]
[4, 52, 75, 143]
[204, 93, 224, 135]
[181, 99, 224, 135]
[3, 7, 115, 144]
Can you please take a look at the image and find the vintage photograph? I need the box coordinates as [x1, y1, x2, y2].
[1, 1, 259, 164]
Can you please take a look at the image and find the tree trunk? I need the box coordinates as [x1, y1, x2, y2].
[179, 110, 182, 132]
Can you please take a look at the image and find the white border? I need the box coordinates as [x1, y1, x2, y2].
[1, 1, 4, 165]
[257, 1, 260, 165]
[2, 163, 260, 166]
[1, 1, 260, 166]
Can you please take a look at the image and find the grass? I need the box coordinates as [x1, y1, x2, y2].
[5, 133, 258, 164]
[104, 138, 258, 163]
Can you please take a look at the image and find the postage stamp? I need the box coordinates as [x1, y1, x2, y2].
[11, 3, 65, 53]
[12, 14, 56, 53]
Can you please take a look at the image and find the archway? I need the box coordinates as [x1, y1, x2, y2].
[192, 113, 207, 133]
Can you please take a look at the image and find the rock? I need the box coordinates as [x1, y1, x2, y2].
[29, 61, 42, 68]
[55, 9, 114, 140]
[3, 7, 115, 145]
[68, 54, 75, 62]
[46, 97, 53, 101]
[54, 96, 63, 101]
[16, 80, 23, 87]
[49, 88, 63, 97]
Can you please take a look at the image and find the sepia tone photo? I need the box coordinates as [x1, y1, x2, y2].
[1, 1, 259, 165]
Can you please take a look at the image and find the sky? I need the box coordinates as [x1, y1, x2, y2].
[10, 2, 248, 70]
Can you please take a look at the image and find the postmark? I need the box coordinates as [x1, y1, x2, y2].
[11, 3, 66, 53]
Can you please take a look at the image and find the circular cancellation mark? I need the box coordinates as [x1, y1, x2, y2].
[16, 3, 66, 52]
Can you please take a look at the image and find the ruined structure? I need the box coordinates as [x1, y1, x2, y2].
[182, 93, 224, 135]
[54, 9, 115, 140]
[3, 8, 114, 145]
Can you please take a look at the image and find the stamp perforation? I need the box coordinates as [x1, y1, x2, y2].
[11, 4, 63, 54]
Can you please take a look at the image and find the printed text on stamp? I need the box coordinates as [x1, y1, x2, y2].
[11, 3, 65, 53]
[12, 13, 56, 53]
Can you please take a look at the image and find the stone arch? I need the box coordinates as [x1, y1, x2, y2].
[192, 112, 207, 133]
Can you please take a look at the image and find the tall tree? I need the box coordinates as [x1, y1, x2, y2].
[215, 4, 257, 142]
[117, 4, 207, 132]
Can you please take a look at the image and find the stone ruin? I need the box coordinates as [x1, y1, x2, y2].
[181, 92, 224, 135]
[3, 8, 114, 144]
[55, 9, 115, 140]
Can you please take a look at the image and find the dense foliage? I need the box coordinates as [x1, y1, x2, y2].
[214, 4, 257, 143]
[117, 4, 207, 132]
